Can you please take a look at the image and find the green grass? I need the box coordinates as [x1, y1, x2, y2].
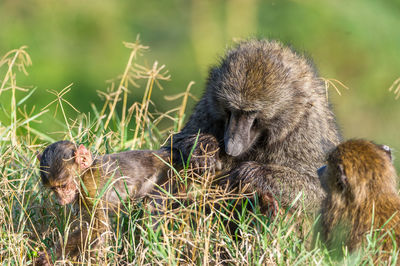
[0, 40, 398, 265]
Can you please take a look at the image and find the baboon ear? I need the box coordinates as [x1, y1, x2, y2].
[36, 152, 42, 162]
[338, 164, 348, 190]
[380, 144, 392, 160]
[75, 144, 93, 170]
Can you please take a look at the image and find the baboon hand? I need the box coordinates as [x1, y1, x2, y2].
[184, 134, 221, 174]
[226, 161, 261, 191]
[34, 251, 53, 266]
[259, 192, 280, 217]
[191, 144, 221, 173]
[227, 161, 280, 216]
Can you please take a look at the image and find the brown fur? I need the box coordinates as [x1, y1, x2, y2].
[163, 39, 341, 212]
[318, 139, 400, 258]
[36, 140, 170, 265]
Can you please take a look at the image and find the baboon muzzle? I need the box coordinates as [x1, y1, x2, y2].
[224, 111, 257, 157]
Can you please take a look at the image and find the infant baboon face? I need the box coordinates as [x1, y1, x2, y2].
[38, 140, 93, 205]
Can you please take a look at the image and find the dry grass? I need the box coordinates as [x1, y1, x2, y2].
[389, 77, 400, 100]
[0, 40, 398, 265]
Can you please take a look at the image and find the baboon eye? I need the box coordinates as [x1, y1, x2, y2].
[252, 118, 259, 128]
[337, 174, 348, 190]
[225, 109, 232, 125]
[51, 183, 67, 191]
[63, 150, 74, 160]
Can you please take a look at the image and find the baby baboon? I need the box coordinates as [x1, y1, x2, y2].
[163, 39, 341, 212]
[36, 140, 170, 265]
[317, 139, 400, 257]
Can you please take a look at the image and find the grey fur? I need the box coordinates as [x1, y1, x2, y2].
[163, 39, 341, 212]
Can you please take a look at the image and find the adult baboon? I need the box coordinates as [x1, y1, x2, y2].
[163, 39, 341, 213]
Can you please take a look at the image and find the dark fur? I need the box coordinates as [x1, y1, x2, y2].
[318, 139, 400, 258]
[39, 140, 76, 186]
[163, 39, 341, 212]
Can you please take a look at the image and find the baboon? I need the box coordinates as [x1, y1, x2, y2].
[35, 140, 170, 265]
[317, 139, 400, 257]
[163, 39, 341, 213]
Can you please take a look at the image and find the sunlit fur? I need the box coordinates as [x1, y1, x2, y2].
[319, 139, 400, 258]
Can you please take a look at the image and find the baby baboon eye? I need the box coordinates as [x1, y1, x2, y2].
[336, 175, 347, 191]
[336, 164, 348, 191]
[63, 149, 74, 160]
[51, 183, 67, 191]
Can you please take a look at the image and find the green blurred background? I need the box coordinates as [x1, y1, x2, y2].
[1, 0, 399, 168]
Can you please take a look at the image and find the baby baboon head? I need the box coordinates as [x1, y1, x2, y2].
[318, 139, 396, 204]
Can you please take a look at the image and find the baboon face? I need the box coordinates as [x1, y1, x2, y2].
[210, 41, 311, 157]
[48, 178, 79, 205]
[317, 140, 395, 198]
[38, 141, 79, 205]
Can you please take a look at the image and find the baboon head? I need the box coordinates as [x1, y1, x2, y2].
[318, 139, 396, 204]
[206, 40, 318, 157]
[38, 140, 93, 205]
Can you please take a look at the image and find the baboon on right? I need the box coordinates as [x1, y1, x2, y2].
[317, 139, 400, 258]
[163, 39, 341, 214]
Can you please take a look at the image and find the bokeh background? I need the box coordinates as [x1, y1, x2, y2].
[1, 0, 399, 168]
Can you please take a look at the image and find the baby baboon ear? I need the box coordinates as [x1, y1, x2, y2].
[380, 144, 392, 160]
[75, 144, 93, 170]
[338, 164, 348, 190]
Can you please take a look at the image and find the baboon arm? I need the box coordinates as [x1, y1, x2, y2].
[162, 95, 223, 172]
[228, 161, 324, 212]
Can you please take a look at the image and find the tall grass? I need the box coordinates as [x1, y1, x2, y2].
[0, 40, 397, 265]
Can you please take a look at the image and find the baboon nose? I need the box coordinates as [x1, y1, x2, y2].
[225, 141, 244, 157]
